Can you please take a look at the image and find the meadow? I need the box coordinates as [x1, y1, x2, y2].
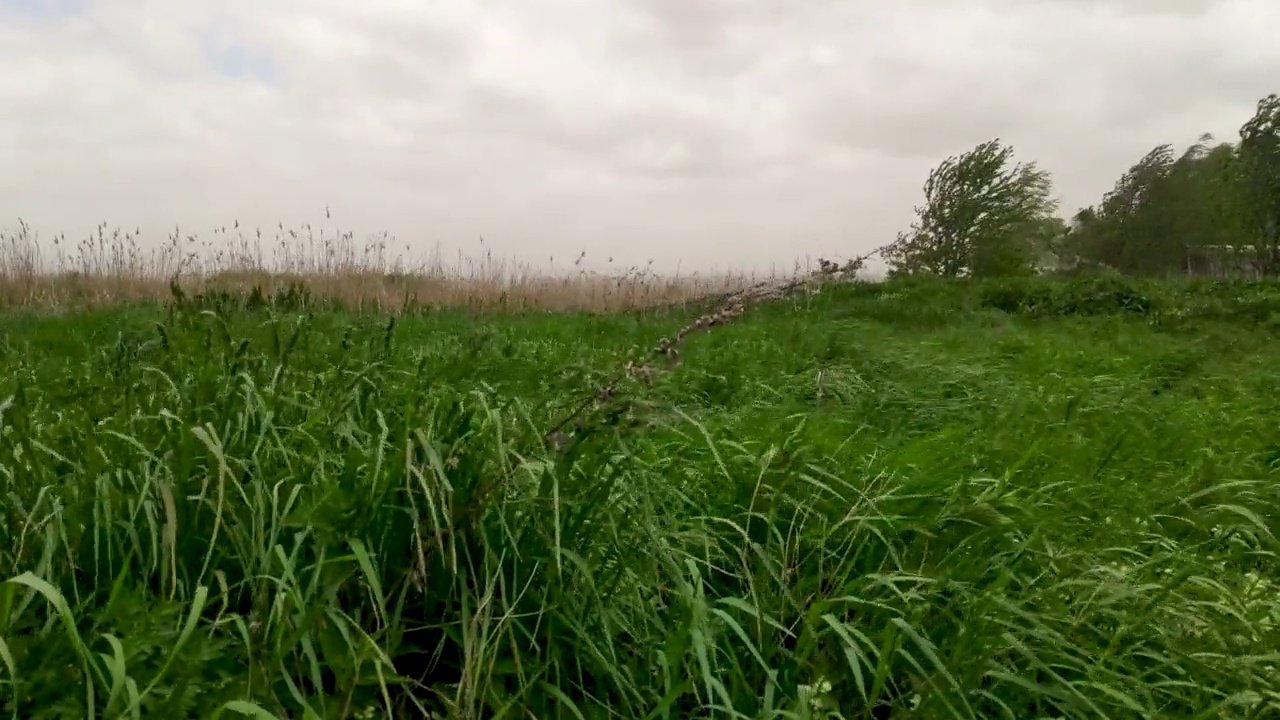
[1, 253, 1280, 717]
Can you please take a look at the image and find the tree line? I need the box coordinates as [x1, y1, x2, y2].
[884, 93, 1280, 278]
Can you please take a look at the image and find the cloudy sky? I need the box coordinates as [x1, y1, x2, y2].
[0, 0, 1276, 274]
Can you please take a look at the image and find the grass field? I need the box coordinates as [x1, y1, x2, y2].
[1, 274, 1279, 719]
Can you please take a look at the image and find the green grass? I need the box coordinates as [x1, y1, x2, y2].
[1, 276, 1279, 718]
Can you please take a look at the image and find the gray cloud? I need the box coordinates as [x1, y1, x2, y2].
[0, 0, 1275, 273]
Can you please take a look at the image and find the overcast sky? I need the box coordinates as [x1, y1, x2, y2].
[1, 0, 1276, 274]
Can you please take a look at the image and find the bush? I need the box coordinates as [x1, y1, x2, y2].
[980, 275, 1156, 317]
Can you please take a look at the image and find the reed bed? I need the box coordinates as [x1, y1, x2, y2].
[0, 220, 799, 312]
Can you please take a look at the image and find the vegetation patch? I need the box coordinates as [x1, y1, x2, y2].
[0, 278, 1278, 718]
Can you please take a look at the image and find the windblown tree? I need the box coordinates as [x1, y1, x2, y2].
[1163, 135, 1254, 271]
[1064, 143, 1177, 274]
[1062, 135, 1252, 276]
[884, 139, 1059, 278]
[1238, 93, 1280, 270]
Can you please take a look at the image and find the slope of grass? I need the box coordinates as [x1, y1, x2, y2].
[1, 277, 1278, 718]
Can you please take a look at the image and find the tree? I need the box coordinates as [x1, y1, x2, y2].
[884, 139, 1059, 278]
[1061, 136, 1250, 276]
[1090, 144, 1177, 273]
[1238, 93, 1280, 269]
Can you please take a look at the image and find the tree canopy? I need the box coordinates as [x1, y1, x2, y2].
[884, 140, 1058, 278]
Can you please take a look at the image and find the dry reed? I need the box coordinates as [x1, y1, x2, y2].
[0, 219, 823, 312]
